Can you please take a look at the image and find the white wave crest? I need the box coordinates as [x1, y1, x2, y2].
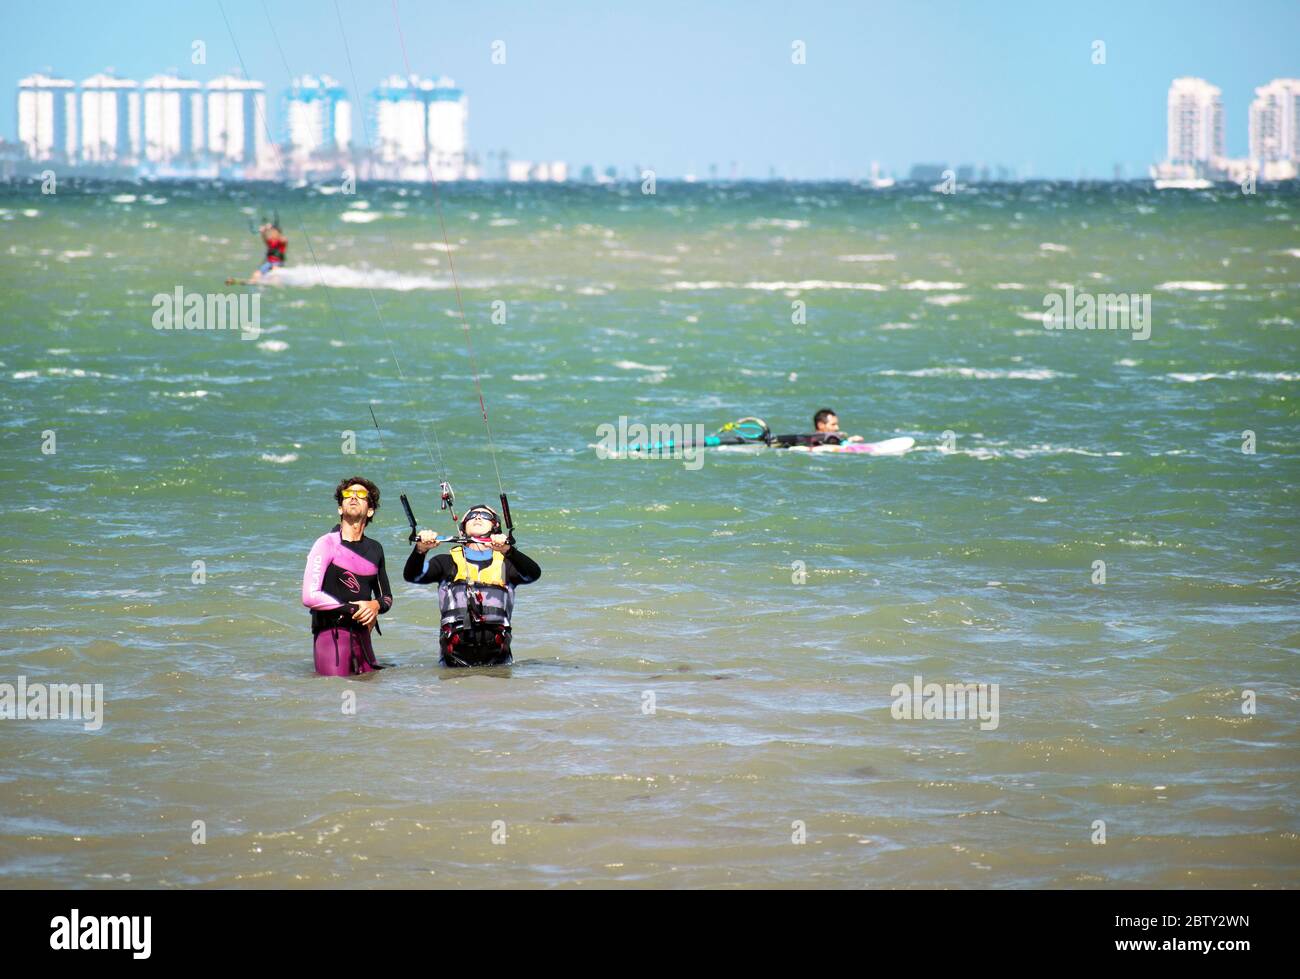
[266, 264, 475, 292]
[12, 367, 119, 380]
[664, 280, 887, 292]
[747, 218, 808, 229]
[1166, 370, 1298, 382]
[878, 367, 1065, 380]
[920, 443, 1121, 459]
[1156, 281, 1229, 291]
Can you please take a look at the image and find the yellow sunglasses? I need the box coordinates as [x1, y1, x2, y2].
[340, 489, 370, 500]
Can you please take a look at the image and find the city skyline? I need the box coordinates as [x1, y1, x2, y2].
[2, 0, 1298, 180]
[13, 68, 544, 182]
[12, 65, 1299, 185]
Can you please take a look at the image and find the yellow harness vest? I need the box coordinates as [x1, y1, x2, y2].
[450, 546, 507, 587]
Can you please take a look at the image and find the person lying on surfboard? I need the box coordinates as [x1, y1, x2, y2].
[617, 412, 880, 453]
[769, 408, 865, 447]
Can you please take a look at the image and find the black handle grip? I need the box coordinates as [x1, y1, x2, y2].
[400, 493, 419, 542]
[499, 492, 516, 545]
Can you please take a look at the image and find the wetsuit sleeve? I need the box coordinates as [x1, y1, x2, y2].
[404, 548, 454, 584]
[772, 433, 845, 447]
[375, 551, 394, 613]
[302, 536, 344, 610]
[810, 432, 846, 446]
[505, 549, 541, 584]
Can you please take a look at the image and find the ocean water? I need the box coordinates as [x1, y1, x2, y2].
[1, 180, 1297, 888]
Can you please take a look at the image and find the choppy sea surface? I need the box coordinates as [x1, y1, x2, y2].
[1, 180, 1297, 888]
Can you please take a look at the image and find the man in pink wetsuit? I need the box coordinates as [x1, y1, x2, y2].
[302, 476, 394, 676]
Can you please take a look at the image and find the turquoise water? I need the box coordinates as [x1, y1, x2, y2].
[1, 180, 1297, 887]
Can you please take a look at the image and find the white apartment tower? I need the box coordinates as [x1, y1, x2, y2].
[17, 73, 77, 161]
[426, 78, 467, 181]
[285, 74, 351, 159]
[206, 74, 267, 166]
[373, 74, 468, 179]
[374, 75, 430, 172]
[1249, 78, 1300, 165]
[141, 74, 204, 164]
[80, 72, 140, 164]
[1167, 77, 1224, 170]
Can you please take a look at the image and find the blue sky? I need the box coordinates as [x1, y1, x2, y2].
[3, 0, 1297, 178]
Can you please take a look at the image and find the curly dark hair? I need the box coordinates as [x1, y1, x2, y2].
[335, 476, 380, 521]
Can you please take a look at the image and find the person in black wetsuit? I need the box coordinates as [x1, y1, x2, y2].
[770, 408, 866, 447]
[301, 476, 394, 676]
[403, 503, 541, 667]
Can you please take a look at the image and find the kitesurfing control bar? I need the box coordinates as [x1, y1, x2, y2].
[402, 489, 517, 548]
[399, 492, 499, 547]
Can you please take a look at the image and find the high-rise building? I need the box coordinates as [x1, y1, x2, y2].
[373, 74, 469, 179]
[284, 74, 350, 160]
[141, 74, 204, 165]
[206, 74, 267, 167]
[80, 72, 140, 164]
[374, 75, 428, 173]
[1249, 78, 1300, 166]
[18, 73, 77, 162]
[426, 77, 467, 181]
[1166, 77, 1224, 171]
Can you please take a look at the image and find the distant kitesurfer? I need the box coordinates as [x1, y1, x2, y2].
[771, 408, 866, 447]
[403, 503, 541, 667]
[302, 477, 394, 676]
[251, 218, 287, 283]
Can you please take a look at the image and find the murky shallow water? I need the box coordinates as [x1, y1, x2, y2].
[1, 181, 1297, 886]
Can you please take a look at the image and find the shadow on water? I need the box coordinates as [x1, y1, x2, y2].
[430, 657, 585, 680]
[506, 657, 583, 672]
[298, 657, 582, 681]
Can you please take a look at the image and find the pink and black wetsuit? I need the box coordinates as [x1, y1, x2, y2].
[302, 524, 394, 676]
